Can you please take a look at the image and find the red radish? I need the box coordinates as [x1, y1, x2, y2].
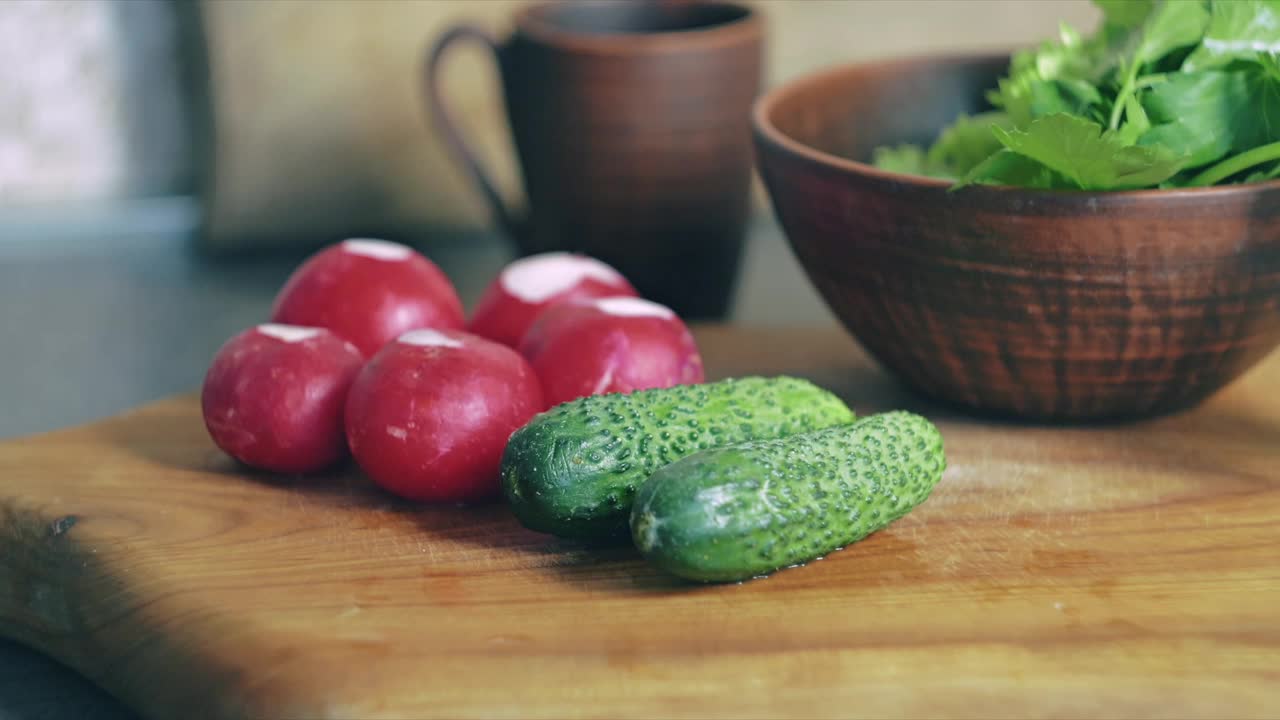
[518, 296, 704, 408]
[345, 329, 544, 503]
[467, 252, 637, 348]
[270, 238, 465, 357]
[201, 324, 364, 474]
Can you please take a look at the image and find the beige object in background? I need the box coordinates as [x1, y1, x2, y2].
[199, 0, 1100, 252]
[0, 0, 197, 206]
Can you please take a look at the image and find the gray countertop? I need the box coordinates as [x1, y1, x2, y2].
[0, 220, 835, 719]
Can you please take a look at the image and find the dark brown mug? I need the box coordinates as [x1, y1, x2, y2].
[426, 0, 763, 319]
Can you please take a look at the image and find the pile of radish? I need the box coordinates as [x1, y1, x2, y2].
[202, 239, 703, 502]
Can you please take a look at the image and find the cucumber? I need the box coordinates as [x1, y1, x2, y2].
[630, 411, 945, 582]
[501, 376, 855, 539]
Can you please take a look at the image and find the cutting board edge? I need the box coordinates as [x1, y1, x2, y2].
[0, 491, 331, 720]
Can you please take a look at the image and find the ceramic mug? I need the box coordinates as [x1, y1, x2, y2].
[426, 0, 763, 319]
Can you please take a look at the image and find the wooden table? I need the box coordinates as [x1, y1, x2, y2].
[1, 326, 1277, 719]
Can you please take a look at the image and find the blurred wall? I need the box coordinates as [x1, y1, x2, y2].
[0, 0, 198, 206]
[199, 0, 1100, 252]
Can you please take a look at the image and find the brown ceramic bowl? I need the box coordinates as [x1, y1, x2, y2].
[753, 53, 1280, 420]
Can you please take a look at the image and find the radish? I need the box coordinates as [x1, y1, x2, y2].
[518, 296, 704, 408]
[201, 324, 365, 474]
[467, 252, 637, 348]
[270, 238, 465, 358]
[345, 329, 544, 503]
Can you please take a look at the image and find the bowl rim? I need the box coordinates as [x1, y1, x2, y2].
[752, 51, 1280, 200]
[514, 0, 762, 55]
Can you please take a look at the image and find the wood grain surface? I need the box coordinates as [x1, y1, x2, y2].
[1, 326, 1277, 720]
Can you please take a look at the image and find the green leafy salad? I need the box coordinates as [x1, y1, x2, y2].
[873, 0, 1280, 190]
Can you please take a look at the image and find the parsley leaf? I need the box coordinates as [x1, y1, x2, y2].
[1116, 95, 1153, 145]
[988, 24, 1108, 126]
[872, 144, 947, 179]
[926, 112, 1013, 177]
[871, 114, 1015, 181]
[1183, 0, 1280, 70]
[1130, 0, 1211, 67]
[1236, 67, 1280, 149]
[1108, 0, 1210, 129]
[870, 0, 1280, 189]
[1264, 52, 1280, 81]
[1138, 70, 1240, 166]
[957, 149, 1075, 189]
[1094, 0, 1155, 29]
[1138, 67, 1280, 170]
[1138, 121, 1232, 170]
[990, 113, 1185, 189]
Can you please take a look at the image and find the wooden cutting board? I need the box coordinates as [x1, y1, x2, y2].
[2, 326, 1277, 720]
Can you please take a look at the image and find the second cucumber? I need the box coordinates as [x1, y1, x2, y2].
[501, 376, 855, 539]
[631, 411, 946, 582]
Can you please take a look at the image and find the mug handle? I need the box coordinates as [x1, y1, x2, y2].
[424, 25, 522, 241]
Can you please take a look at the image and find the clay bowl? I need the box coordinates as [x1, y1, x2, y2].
[753, 53, 1280, 421]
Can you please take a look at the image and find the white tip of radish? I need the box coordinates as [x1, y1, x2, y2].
[257, 324, 323, 343]
[500, 252, 625, 303]
[398, 328, 464, 348]
[594, 297, 675, 319]
[341, 238, 414, 262]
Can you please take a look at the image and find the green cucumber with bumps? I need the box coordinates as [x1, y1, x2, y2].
[501, 376, 856, 539]
[630, 411, 945, 582]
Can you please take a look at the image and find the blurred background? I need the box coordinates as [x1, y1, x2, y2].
[1, 0, 1098, 252]
[0, 2, 1097, 714]
[0, 0, 1101, 440]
